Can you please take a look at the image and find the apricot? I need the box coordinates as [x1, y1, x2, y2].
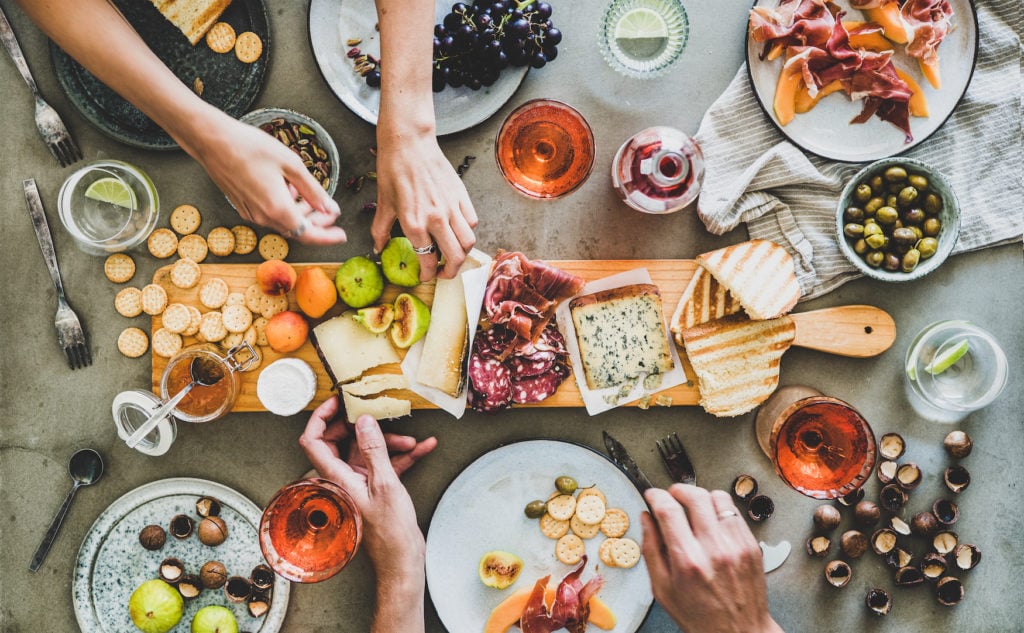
[295, 267, 337, 318]
[264, 311, 308, 353]
[256, 260, 297, 297]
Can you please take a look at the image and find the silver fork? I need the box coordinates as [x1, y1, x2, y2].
[24, 179, 91, 369]
[1, 6, 82, 167]
[656, 432, 696, 485]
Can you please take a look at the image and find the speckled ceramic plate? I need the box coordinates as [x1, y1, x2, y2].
[73, 478, 289, 633]
[425, 439, 653, 633]
[746, 0, 977, 162]
[51, 0, 269, 150]
[308, 0, 529, 136]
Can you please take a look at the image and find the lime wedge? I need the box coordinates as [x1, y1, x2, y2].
[614, 7, 669, 40]
[924, 339, 970, 375]
[84, 177, 134, 209]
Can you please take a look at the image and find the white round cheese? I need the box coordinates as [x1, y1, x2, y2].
[256, 358, 317, 416]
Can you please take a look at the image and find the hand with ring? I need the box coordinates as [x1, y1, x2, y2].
[641, 484, 785, 633]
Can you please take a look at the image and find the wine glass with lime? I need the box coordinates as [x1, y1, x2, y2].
[599, 0, 689, 78]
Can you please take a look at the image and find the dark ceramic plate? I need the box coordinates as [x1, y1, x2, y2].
[51, 0, 269, 150]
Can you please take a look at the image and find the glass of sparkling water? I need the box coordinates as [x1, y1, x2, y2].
[57, 160, 159, 255]
[904, 320, 1009, 423]
[599, 0, 689, 79]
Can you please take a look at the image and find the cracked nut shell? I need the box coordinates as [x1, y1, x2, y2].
[953, 543, 981, 571]
[933, 530, 958, 555]
[920, 552, 947, 580]
[895, 463, 923, 490]
[840, 530, 869, 558]
[865, 588, 893, 615]
[837, 488, 865, 507]
[877, 460, 898, 485]
[158, 557, 185, 584]
[250, 564, 275, 590]
[871, 528, 898, 555]
[932, 499, 960, 525]
[813, 505, 842, 532]
[195, 496, 222, 518]
[746, 495, 774, 522]
[197, 516, 229, 546]
[890, 516, 912, 536]
[225, 576, 252, 603]
[854, 500, 881, 527]
[944, 466, 971, 493]
[825, 560, 852, 587]
[731, 474, 758, 501]
[807, 535, 832, 557]
[894, 565, 925, 587]
[248, 590, 272, 618]
[936, 576, 964, 606]
[943, 431, 973, 459]
[879, 484, 908, 512]
[177, 574, 202, 599]
[139, 524, 166, 551]
[200, 560, 228, 589]
[878, 433, 906, 460]
[911, 511, 939, 537]
[885, 547, 913, 569]
[169, 514, 194, 539]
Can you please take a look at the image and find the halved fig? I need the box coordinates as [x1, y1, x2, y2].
[478, 551, 524, 589]
[353, 303, 395, 334]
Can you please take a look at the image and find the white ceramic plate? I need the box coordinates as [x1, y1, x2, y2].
[425, 440, 653, 633]
[308, 0, 530, 136]
[746, 0, 977, 162]
[73, 478, 289, 633]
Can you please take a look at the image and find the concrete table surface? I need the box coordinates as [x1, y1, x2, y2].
[1, 1, 1021, 632]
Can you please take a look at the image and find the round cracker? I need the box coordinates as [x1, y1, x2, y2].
[539, 513, 570, 540]
[147, 228, 178, 259]
[140, 284, 168, 316]
[222, 324, 257, 350]
[114, 287, 143, 318]
[259, 293, 288, 319]
[205, 21, 236, 53]
[152, 327, 183, 358]
[199, 277, 230, 309]
[177, 234, 209, 262]
[555, 534, 585, 565]
[570, 513, 601, 540]
[170, 204, 201, 235]
[182, 305, 202, 337]
[169, 257, 201, 289]
[207, 226, 236, 257]
[244, 283, 264, 313]
[610, 537, 641, 569]
[161, 303, 191, 334]
[225, 292, 246, 307]
[599, 508, 630, 538]
[258, 233, 288, 261]
[253, 316, 269, 346]
[234, 31, 263, 63]
[199, 311, 227, 343]
[222, 303, 253, 333]
[546, 494, 577, 521]
[117, 327, 149, 358]
[231, 225, 257, 254]
[104, 253, 135, 283]
[574, 494, 606, 526]
[577, 487, 606, 504]
[598, 538, 619, 568]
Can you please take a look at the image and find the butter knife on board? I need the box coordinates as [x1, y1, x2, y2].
[602, 431, 654, 493]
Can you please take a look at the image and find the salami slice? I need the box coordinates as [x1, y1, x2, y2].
[511, 363, 570, 404]
[468, 354, 513, 412]
[509, 353, 557, 378]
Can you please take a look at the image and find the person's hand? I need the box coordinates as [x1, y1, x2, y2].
[371, 130, 477, 281]
[188, 112, 347, 246]
[641, 484, 784, 633]
[298, 396, 437, 575]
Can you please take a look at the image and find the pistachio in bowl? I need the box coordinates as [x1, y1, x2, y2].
[240, 107, 340, 197]
[836, 157, 960, 282]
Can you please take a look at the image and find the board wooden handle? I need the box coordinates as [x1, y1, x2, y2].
[789, 305, 896, 358]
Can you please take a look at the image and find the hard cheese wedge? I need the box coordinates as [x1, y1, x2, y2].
[341, 392, 412, 423]
[311, 311, 400, 386]
[415, 269, 472, 397]
[341, 373, 410, 397]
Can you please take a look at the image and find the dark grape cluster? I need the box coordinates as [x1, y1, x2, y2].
[431, 0, 562, 92]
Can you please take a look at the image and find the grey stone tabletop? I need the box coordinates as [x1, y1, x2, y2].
[1, 1, 1021, 632]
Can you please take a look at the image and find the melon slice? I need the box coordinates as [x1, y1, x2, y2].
[483, 586, 616, 633]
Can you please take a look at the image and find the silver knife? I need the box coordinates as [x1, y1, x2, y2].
[602, 431, 654, 492]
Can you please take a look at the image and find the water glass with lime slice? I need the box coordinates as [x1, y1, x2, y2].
[904, 320, 1009, 423]
[599, 0, 689, 78]
[57, 160, 159, 255]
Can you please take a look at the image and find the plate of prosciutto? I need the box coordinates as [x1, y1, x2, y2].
[425, 439, 653, 633]
[746, 0, 977, 162]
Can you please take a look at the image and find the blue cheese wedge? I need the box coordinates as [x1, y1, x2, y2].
[570, 284, 674, 391]
[311, 311, 401, 386]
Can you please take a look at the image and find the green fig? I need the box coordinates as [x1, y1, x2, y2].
[335, 256, 384, 308]
[381, 237, 421, 287]
[390, 293, 431, 349]
[353, 303, 395, 334]
[478, 551, 523, 589]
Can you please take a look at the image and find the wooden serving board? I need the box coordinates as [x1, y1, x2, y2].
[151, 260, 702, 413]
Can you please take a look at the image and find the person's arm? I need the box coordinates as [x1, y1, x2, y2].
[642, 484, 785, 633]
[15, 0, 345, 244]
[299, 397, 436, 633]
[371, 0, 477, 280]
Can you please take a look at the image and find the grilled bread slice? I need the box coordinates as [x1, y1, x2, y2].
[695, 239, 801, 321]
[680, 314, 795, 417]
[150, 0, 233, 45]
[669, 266, 744, 336]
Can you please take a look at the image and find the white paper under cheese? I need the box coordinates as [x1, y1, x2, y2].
[341, 373, 409, 397]
[342, 391, 411, 423]
[312, 312, 400, 384]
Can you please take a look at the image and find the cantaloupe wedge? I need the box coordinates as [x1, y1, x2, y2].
[919, 58, 941, 90]
[863, 2, 908, 44]
[483, 586, 617, 633]
[773, 62, 805, 126]
[895, 68, 930, 117]
[765, 41, 786, 61]
[843, 21, 893, 51]
[794, 79, 844, 114]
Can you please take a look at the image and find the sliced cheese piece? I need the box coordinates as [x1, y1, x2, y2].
[256, 358, 317, 416]
[341, 373, 409, 397]
[342, 392, 412, 423]
[415, 269, 473, 397]
[311, 311, 400, 386]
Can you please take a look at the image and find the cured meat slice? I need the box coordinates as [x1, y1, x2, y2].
[511, 364, 569, 404]
[468, 356, 512, 412]
[484, 251, 585, 345]
[520, 557, 605, 633]
[901, 0, 954, 65]
[749, 0, 835, 57]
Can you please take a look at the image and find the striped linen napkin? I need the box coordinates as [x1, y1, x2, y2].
[693, 0, 1023, 300]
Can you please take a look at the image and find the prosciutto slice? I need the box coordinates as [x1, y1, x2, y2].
[483, 251, 585, 344]
[520, 558, 605, 633]
[749, 0, 836, 58]
[901, 0, 954, 64]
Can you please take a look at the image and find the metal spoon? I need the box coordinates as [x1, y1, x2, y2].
[30, 448, 104, 571]
[126, 356, 225, 448]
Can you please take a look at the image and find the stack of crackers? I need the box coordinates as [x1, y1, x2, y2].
[533, 485, 641, 570]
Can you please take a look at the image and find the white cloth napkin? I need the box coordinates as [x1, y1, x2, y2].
[694, 1, 1023, 300]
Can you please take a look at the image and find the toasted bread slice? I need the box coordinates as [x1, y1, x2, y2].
[680, 314, 795, 417]
[695, 239, 801, 321]
[151, 0, 233, 45]
[670, 266, 744, 334]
